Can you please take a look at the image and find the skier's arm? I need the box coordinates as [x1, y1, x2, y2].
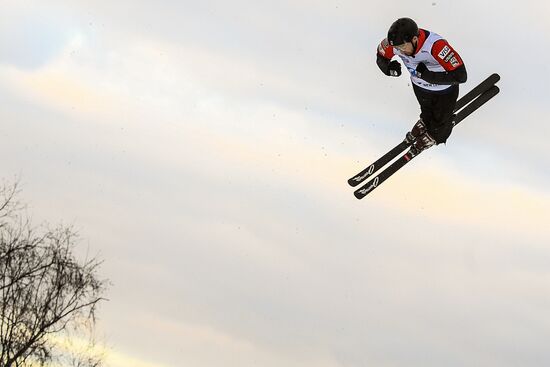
[377, 54, 403, 77]
[416, 64, 467, 85]
[376, 38, 401, 77]
[416, 39, 467, 85]
[376, 52, 390, 74]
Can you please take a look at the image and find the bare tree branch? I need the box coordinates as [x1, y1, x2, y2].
[0, 181, 109, 367]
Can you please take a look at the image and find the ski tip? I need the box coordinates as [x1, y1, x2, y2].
[490, 73, 501, 83]
[353, 191, 365, 200]
[348, 178, 359, 187]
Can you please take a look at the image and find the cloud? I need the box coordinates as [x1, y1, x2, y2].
[1, 2, 550, 367]
[0, 2, 79, 70]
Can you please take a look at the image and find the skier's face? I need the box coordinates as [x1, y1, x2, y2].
[395, 37, 418, 56]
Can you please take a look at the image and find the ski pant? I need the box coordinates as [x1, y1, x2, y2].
[413, 84, 459, 144]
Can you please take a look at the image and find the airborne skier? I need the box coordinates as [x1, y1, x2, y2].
[347, 18, 500, 199]
[377, 17, 467, 153]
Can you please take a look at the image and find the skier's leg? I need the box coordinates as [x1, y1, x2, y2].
[428, 85, 459, 144]
[412, 84, 436, 131]
[410, 85, 437, 152]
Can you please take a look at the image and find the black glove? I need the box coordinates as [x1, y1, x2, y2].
[388, 60, 401, 77]
[415, 62, 428, 79]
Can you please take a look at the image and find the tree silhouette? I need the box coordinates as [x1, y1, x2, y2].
[0, 181, 108, 367]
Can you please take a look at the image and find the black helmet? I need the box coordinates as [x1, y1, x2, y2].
[387, 18, 419, 46]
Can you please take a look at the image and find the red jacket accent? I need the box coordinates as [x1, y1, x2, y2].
[377, 38, 394, 59]
[430, 39, 464, 71]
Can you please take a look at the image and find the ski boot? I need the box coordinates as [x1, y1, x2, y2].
[405, 119, 428, 144]
[410, 131, 436, 156]
[405, 119, 436, 156]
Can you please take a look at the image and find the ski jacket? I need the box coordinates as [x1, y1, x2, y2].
[377, 29, 467, 92]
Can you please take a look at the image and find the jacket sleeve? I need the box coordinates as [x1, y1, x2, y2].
[419, 65, 467, 85]
[376, 38, 395, 76]
[420, 39, 467, 85]
[377, 53, 392, 75]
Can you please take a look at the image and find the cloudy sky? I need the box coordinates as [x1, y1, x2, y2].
[1, 1, 550, 366]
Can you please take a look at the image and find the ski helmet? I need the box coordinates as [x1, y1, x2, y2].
[387, 18, 419, 46]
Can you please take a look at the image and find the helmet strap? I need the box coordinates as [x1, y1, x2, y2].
[411, 36, 418, 55]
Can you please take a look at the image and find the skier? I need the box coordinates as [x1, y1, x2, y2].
[376, 18, 467, 153]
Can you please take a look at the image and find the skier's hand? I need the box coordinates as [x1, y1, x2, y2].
[388, 61, 401, 77]
[415, 62, 428, 79]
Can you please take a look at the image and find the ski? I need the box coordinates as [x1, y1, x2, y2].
[347, 140, 410, 187]
[347, 73, 500, 187]
[353, 147, 416, 199]
[353, 85, 500, 199]
[454, 85, 500, 126]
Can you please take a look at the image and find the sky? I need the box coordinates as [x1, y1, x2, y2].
[1, 1, 550, 366]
